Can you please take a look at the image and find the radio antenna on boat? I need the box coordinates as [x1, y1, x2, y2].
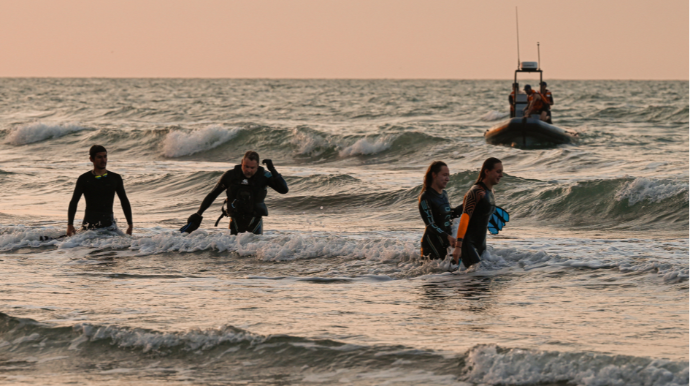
[515, 7, 521, 69]
[537, 42, 541, 70]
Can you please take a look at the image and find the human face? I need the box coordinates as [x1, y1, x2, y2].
[90, 152, 107, 170]
[432, 165, 450, 191]
[241, 158, 259, 178]
[540, 84, 546, 93]
[485, 162, 503, 186]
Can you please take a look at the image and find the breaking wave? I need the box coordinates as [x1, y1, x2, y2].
[5, 122, 88, 145]
[1, 312, 687, 386]
[162, 125, 242, 157]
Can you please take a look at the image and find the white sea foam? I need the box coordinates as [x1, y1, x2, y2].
[463, 345, 688, 386]
[162, 125, 241, 157]
[0, 225, 64, 251]
[70, 323, 261, 353]
[479, 111, 510, 121]
[5, 122, 87, 145]
[338, 137, 393, 157]
[1, 226, 686, 283]
[615, 177, 688, 205]
[290, 128, 329, 155]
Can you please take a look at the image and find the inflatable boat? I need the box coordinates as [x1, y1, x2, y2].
[485, 61, 577, 148]
[485, 116, 577, 147]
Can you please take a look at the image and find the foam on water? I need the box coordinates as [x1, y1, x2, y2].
[0, 225, 64, 250]
[5, 122, 87, 145]
[339, 136, 394, 157]
[162, 125, 241, 157]
[290, 128, 330, 156]
[615, 177, 689, 205]
[461, 345, 689, 386]
[1, 226, 686, 283]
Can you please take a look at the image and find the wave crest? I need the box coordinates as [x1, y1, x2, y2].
[6, 122, 87, 145]
[339, 136, 394, 157]
[615, 177, 689, 205]
[462, 345, 688, 386]
[162, 125, 241, 157]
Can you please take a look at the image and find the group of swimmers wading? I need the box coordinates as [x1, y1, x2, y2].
[67, 145, 503, 271]
[418, 158, 503, 269]
[67, 146, 289, 237]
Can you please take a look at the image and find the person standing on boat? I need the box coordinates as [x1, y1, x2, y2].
[452, 158, 503, 269]
[523, 85, 548, 122]
[539, 82, 554, 123]
[508, 83, 522, 118]
[418, 161, 462, 260]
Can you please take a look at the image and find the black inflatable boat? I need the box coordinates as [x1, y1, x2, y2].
[485, 61, 577, 148]
[485, 116, 578, 147]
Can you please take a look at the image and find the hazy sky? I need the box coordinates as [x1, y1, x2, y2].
[1, 0, 687, 79]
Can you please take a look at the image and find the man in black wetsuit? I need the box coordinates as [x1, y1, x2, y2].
[418, 161, 462, 260]
[452, 157, 503, 269]
[183, 151, 288, 234]
[67, 145, 133, 236]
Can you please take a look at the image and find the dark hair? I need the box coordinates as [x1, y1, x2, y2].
[476, 157, 502, 184]
[89, 145, 107, 158]
[243, 150, 260, 163]
[420, 161, 448, 199]
[540, 81, 547, 87]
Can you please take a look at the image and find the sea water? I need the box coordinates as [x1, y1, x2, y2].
[0, 79, 687, 385]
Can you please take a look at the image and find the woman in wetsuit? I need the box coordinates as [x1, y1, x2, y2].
[452, 157, 503, 268]
[418, 161, 462, 260]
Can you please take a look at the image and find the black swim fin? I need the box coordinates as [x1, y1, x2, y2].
[488, 206, 510, 235]
[180, 213, 203, 233]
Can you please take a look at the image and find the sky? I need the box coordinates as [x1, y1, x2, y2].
[0, 0, 687, 80]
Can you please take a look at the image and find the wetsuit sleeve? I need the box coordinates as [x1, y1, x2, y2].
[418, 195, 447, 237]
[266, 171, 289, 194]
[67, 176, 84, 226]
[197, 172, 230, 215]
[115, 176, 133, 225]
[456, 188, 485, 241]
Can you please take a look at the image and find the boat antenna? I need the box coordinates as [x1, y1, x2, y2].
[537, 42, 541, 70]
[515, 7, 521, 69]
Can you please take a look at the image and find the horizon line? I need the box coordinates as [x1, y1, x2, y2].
[0, 76, 687, 81]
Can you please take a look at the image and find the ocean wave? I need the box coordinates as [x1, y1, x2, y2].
[0, 225, 65, 251]
[614, 177, 689, 205]
[338, 136, 394, 157]
[1, 312, 687, 385]
[5, 122, 87, 145]
[461, 345, 688, 386]
[498, 175, 689, 230]
[289, 127, 332, 156]
[162, 125, 242, 157]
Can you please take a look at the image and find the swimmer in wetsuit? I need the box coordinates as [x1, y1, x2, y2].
[452, 157, 503, 268]
[183, 151, 288, 235]
[418, 161, 462, 260]
[67, 145, 133, 236]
